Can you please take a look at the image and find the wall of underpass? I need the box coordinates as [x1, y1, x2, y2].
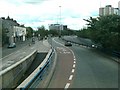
[0, 50, 37, 89]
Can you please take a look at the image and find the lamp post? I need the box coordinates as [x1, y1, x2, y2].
[59, 5, 61, 37]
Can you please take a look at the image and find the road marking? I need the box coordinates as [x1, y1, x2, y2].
[74, 58, 76, 60]
[74, 61, 76, 64]
[69, 75, 73, 80]
[20, 56, 23, 59]
[31, 47, 34, 49]
[23, 52, 26, 54]
[73, 64, 76, 68]
[72, 69, 75, 73]
[63, 51, 71, 54]
[16, 50, 20, 53]
[64, 83, 70, 89]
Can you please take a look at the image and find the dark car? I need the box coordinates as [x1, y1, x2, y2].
[65, 41, 72, 46]
[8, 43, 16, 48]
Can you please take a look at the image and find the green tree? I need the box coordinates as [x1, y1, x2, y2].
[83, 15, 120, 51]
[37, 25, 48, 38]
[26, 27, 34, 38]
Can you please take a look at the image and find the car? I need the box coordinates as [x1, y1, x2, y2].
[65, 41, 72, 46]
[8, 43, 16, 48]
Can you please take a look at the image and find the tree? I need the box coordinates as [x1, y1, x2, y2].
[37, 25, 48, 38]
[80, 15, 120, 51]
[26, 27, 34, 38]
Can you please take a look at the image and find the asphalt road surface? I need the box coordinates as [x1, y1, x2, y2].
[47, 37, 118, 89]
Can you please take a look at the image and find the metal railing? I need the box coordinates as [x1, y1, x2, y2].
[17, 48, 54, 90]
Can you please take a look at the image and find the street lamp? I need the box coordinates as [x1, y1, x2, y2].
[59, 5, 61, 37]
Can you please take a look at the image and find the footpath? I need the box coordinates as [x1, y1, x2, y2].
[0, 39, 51, 71]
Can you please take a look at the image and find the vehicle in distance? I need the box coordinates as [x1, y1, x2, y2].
[8, 43, 16, 48]
[64, 41, 72, 46]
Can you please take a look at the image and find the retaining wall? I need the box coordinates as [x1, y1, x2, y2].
[0, 50, 37, 89]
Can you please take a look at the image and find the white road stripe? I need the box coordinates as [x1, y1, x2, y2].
[69, 75, 73, 80]
[72, 69, 75, 73]
[20, 56, 23, 59]
[31, 47, 34, 49]
[73, 64, 76, 68]
[64, 83, 70, 89]
[23, 52, 26, 54]
[16, 51, 20, 53]
[74, 58, 76, 60]
[74, 61, 76, 64]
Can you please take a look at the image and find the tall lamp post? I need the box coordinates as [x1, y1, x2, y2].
[59, 5, 61, 37]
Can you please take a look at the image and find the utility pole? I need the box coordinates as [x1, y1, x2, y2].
[59, 5, 61, 37]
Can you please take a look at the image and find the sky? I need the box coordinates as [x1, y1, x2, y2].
[0, 0, 120, 30]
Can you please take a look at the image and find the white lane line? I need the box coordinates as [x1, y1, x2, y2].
[20, 56, 23, 59]
[16, 50, 20, 53]
[30, 47, 34, 49]
[73, 64, 76, 68]
[69, 75, 73, 80]
[64, 83, 70, 89]
[72, 69, 75, 73]
[74, 58, 76, 60]
[23, 52, 26, 54]
[74, 61, 76, 64]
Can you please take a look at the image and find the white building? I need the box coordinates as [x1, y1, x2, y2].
[49, 24, 64, 31]
[99, 5, 120, 16]
[113, 8, 119, 15]
[13, 26, 26, 41]
[118, 1, 120, 10]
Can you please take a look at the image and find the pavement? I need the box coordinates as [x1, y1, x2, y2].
[0, 39, 51, 71]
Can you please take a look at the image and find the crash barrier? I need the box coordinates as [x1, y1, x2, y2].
[61, 38, 94, 48]
[0, 50, 37, 89]
[17, 48, 54, 89]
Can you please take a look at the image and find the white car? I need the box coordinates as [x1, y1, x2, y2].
[8, 43, 16, 48]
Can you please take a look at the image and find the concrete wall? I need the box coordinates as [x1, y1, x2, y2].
[0, 50, 37, 89]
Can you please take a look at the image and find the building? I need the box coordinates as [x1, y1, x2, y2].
[0, 16, 26, 46]
[49, 24, 67, 31]
[99, 7, 105, 16]
[118, 1, 120, 10]
[114, 8, 119, 15]
[118, 1, 120, 15]
[13, 25, 26, 42]
[49, 24, 61, 31]
[99, 4, 120, 16]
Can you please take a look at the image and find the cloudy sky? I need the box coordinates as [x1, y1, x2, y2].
[0, 0, 119, 30]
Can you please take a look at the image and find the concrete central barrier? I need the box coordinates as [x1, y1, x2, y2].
[0, 50, 37, 89]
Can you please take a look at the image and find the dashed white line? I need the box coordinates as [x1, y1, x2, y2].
[74, 58, 76, 60]
[64, 83, 70, 89]
[73, 64, 76, 68]
[20, 56, 23, 59]
[16, 50, 20, 53]
[23, 52, 26, 54]
[69, 75, 73, 80]
[74, 61, 76, 64]
[31, 47, 34, 49]
[72, 69, 75, 73]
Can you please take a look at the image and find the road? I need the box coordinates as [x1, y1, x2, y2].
[47, 37, 118, 88]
